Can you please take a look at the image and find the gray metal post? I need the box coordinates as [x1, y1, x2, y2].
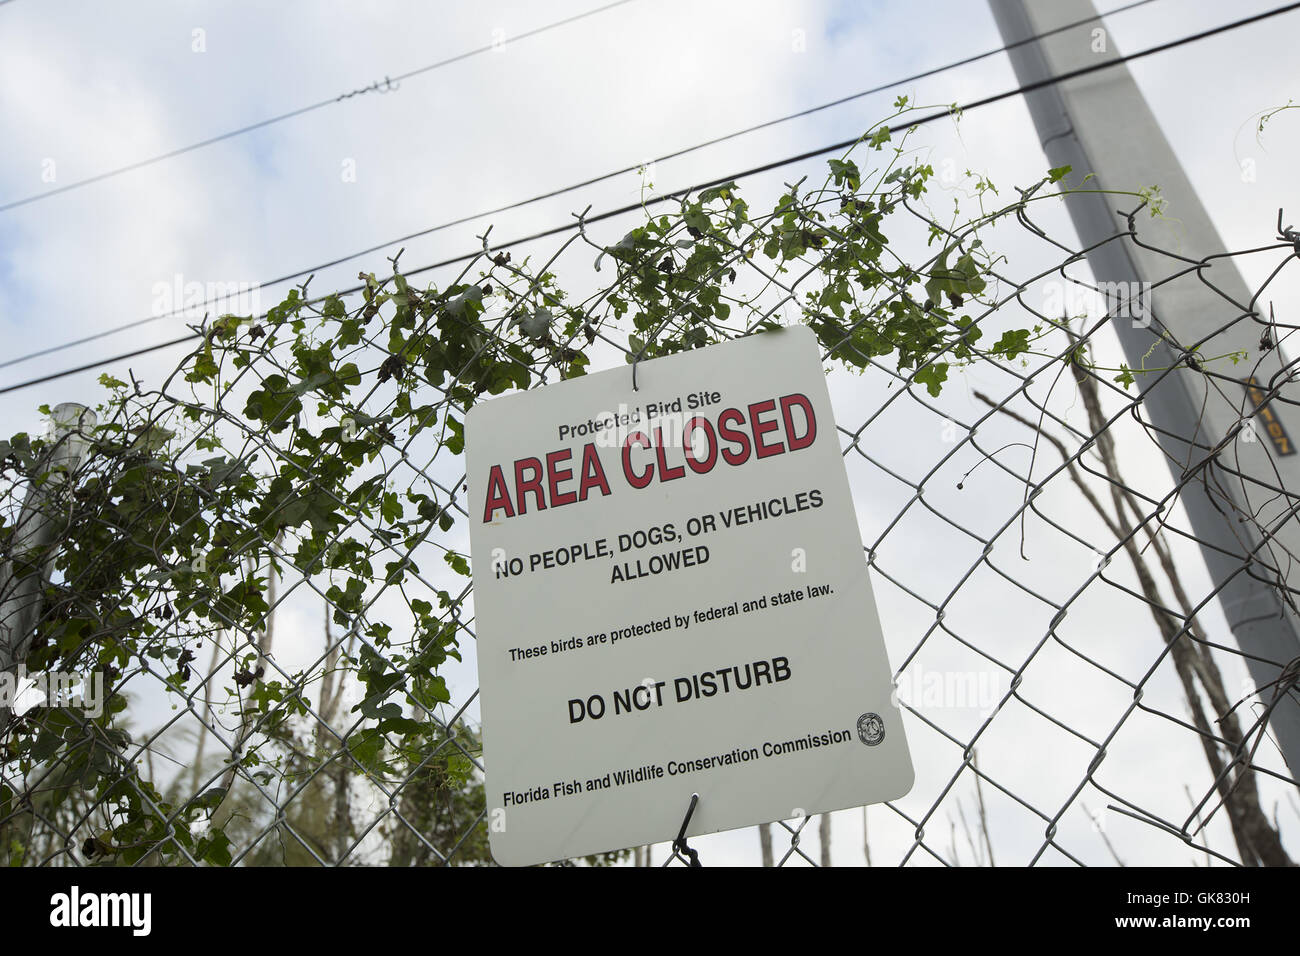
[0, 402, 96, 731]
[988, 0, 1300, 778]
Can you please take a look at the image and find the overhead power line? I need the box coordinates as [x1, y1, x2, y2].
[0, 0, 637, 214]
[0, 0, 1162, 373]
[4, 1, 1295, 396]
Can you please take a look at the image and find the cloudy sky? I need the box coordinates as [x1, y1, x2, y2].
[2, 0, 1298, 866]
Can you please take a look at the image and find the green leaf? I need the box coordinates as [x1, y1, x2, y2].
[991, 328, 1031, 361]
[346, 728, 389, 775]
[829, 159, 861, 191]
[699, 181, 738, 204]
[322, 295, 347, 319]
[186, 345, 219, 384]
[924, 250, 986, 304]
[913, 362, 949, 397]
[516, 308, 552, 340]
[445, 417, 464, 455]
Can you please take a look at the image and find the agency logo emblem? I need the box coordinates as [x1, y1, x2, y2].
[857, 712, 885, 746]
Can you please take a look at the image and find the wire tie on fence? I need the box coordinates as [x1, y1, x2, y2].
[571, 205, 592, 241]
[672, 792, 701, 867]
[1277, 208, 1300, 254]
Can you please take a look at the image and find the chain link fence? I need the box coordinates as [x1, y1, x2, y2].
[2, 153, 1298, 867]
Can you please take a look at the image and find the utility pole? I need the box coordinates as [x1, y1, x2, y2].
[989, 0, 1300, 778]
[0, 402, 96, 732]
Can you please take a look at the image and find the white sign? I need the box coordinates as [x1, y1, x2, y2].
[465, 326, 913, 865]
